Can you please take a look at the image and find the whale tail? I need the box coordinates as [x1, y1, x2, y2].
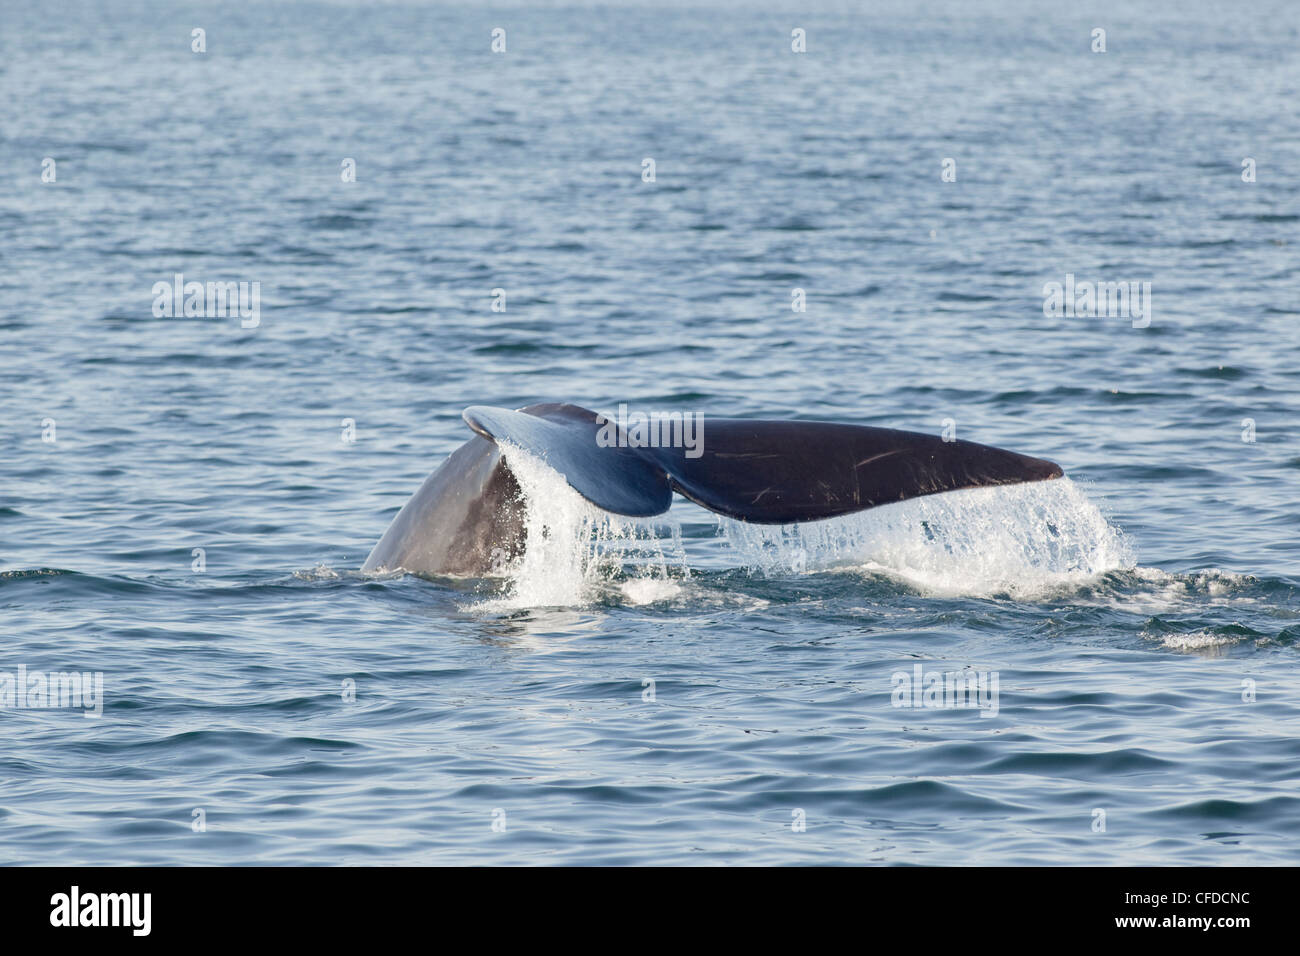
[463, 403, 1063, 525]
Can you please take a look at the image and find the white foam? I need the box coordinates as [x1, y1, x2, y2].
[620, 576, 685, 605]
[719, 477, 1135, 599]
[294, 562, 342, 581]
[1152, 630, 1243, 653]
[1076, 565, 1256, 614]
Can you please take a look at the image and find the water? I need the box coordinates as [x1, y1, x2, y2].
[2, 0, 1299, 865]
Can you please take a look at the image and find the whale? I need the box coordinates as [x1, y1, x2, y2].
[361, 403, 1064, 576]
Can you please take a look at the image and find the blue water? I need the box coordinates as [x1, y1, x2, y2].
[3, 0, 1299, 865]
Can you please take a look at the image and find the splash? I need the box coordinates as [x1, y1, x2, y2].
[1147, 630, 1245, 655]
[467, 446, 1134, 608]
[473, 443, 688, 611]
[294, 563, 342, 581]
[720, 478, 1135, 599]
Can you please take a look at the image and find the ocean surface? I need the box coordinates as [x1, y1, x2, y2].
[3, 0, 1299, 865]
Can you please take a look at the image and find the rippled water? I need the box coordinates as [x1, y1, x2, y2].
[3, 0, 1299, 865]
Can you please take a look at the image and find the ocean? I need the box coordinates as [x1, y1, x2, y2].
[2, 0, 1298, 864]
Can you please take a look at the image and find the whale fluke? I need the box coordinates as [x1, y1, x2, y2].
[363, 403, 1063, 575]
[464, 403, 1063, 524]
